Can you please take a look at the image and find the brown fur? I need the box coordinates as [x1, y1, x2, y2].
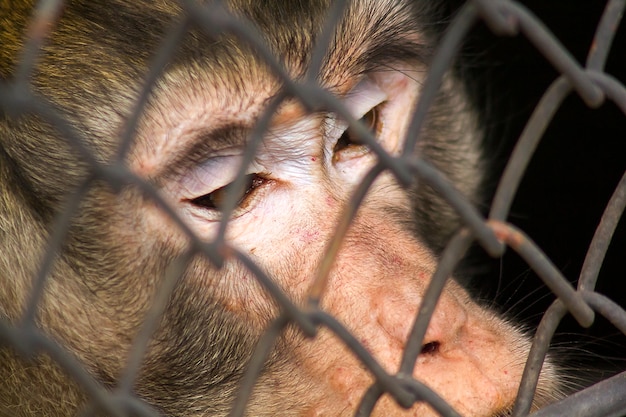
[1, 1, 559, 416]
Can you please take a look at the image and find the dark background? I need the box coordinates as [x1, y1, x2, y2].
[448, 0, 626, 381]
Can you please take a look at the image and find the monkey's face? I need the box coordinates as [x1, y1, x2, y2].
[88, 43, 552, 417]
[0, 1, 561, 416]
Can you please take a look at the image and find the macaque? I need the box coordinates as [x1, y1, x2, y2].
[0, 0, 563, 416]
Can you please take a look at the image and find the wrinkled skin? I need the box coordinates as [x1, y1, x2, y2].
[0, 0, 561, 416]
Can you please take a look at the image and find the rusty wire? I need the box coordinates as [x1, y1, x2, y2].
[0, 0, 625, 416]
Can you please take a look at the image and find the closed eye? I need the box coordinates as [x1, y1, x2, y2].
[187, 173, 266, 211]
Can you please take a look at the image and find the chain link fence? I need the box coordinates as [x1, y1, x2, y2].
[1, 0, 625, 416]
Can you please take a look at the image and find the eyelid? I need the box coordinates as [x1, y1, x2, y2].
[151, 126, 246, 185]
[343, 76, 387, 120]
[179, 153, 248, 198]
[324, 76, 387, 141]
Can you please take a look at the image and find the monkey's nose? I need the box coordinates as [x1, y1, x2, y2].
[418, 294, 468, 356]
[419, 341, 441, 355]
[362, 281, 471, 377]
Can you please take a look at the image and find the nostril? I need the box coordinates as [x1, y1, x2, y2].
[420, 341, 440, 355]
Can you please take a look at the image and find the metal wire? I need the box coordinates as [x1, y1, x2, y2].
[0, 0, 624, 416]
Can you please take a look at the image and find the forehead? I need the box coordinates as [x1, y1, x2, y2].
[141, 1, 337, 126]
[156, 0, 423, 89]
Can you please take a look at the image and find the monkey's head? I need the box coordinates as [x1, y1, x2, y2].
[0, 1, 561, 416]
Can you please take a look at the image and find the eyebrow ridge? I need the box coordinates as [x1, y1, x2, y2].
[153, 124, 247, 184]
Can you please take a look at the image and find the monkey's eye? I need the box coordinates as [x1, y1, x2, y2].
[333, 105, 382, 161]
[188, 174, 265, 211]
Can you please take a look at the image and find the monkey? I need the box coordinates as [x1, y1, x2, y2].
[0, 0, 565, 416]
